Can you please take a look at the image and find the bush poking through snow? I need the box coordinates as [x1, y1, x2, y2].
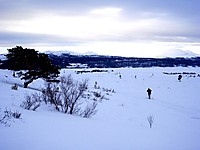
[12, 111, 21, 119]
[21, 93, 41, 111]
[147, 115, 154, 128]
[93, 91, 102, 98]
[80, 102, 98, 118]
[25, 75, 98, 118]
[92, 91, 108, 102]
[42, 75, 90, 115]
[42, 82, 62, 111]
[0, 109, 21, 126]
[11, 84, 18, 90]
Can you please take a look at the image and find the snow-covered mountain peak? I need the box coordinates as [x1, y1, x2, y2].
[157, 49, 199, 58]
[44, 50, 97, 56]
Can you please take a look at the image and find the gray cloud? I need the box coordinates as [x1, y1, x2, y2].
[0, 31, 75, 46]
[1, 0, 199, 19]
[0, 0, 200, 56]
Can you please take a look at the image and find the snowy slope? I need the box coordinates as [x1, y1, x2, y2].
[157, 49, 199, 58]
[44, 50, 97, 56]
[0, 67, 200, 150]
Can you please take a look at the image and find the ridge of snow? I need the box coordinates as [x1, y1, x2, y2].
[157, 49, 199, 58]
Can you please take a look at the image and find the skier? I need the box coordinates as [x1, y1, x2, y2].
[147, 88, 152, 99]
[94, 81, 98, 89]
[178, 75, 182, 82]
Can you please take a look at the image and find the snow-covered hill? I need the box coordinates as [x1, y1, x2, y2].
[44, 49, 199, 58]
[157, 49, 199, 58]
[0, 67, 200, 150]
[44, 50, 98, 56]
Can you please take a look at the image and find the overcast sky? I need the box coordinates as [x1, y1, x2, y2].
[0, 0, 200, 57]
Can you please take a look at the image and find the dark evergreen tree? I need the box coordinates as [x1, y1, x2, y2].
[6, 46, 60, 88]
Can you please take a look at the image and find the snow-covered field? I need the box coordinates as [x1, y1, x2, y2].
[0, 67, 200, 150]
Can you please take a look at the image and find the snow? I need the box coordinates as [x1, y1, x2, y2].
[44, 50, 97, 56]
[157, 49, 199, 58]
[43, 49, 199, 58]
[0, 54, 7, 60]
[0, 67, 200, 150]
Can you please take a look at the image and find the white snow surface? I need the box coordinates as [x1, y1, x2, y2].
[0, 67, 200, 150]
[0, 54, 7, 60]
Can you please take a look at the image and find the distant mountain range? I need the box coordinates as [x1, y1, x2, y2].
[44, 49, 200, 58]
[47, 52, 200, 68]
[157, 49, 199, 58]
[44, 50, 98, 56]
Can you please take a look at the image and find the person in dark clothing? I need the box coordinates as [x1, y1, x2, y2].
[147, 88, 152, 99]
[178, 75, 182, 82]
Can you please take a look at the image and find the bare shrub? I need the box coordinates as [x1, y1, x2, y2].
[42, 82, 62, 111]
[92, 91, 108, 102]
[93, 91, 102, 98]
[0, 109, 12, 125]
[11, 84, 18, 90]
[0, 109, 21, 126]
[24, 75, 98, 118]
[21, 93, 41, 111]
[59, 75, 88, 115]
[12, 111, 21, 119]
[102, 88, 115, 93]
[147, 115, 154, 128]
[80, 102, 98, 118]
[42, 75, 97, 117]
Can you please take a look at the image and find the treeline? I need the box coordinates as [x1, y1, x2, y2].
[1, 52, 200, 69]
[48, 54, 200, 68]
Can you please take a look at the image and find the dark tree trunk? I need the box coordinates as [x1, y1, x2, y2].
[23, 79, 33, 88]
[70, 103, 75, 114]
